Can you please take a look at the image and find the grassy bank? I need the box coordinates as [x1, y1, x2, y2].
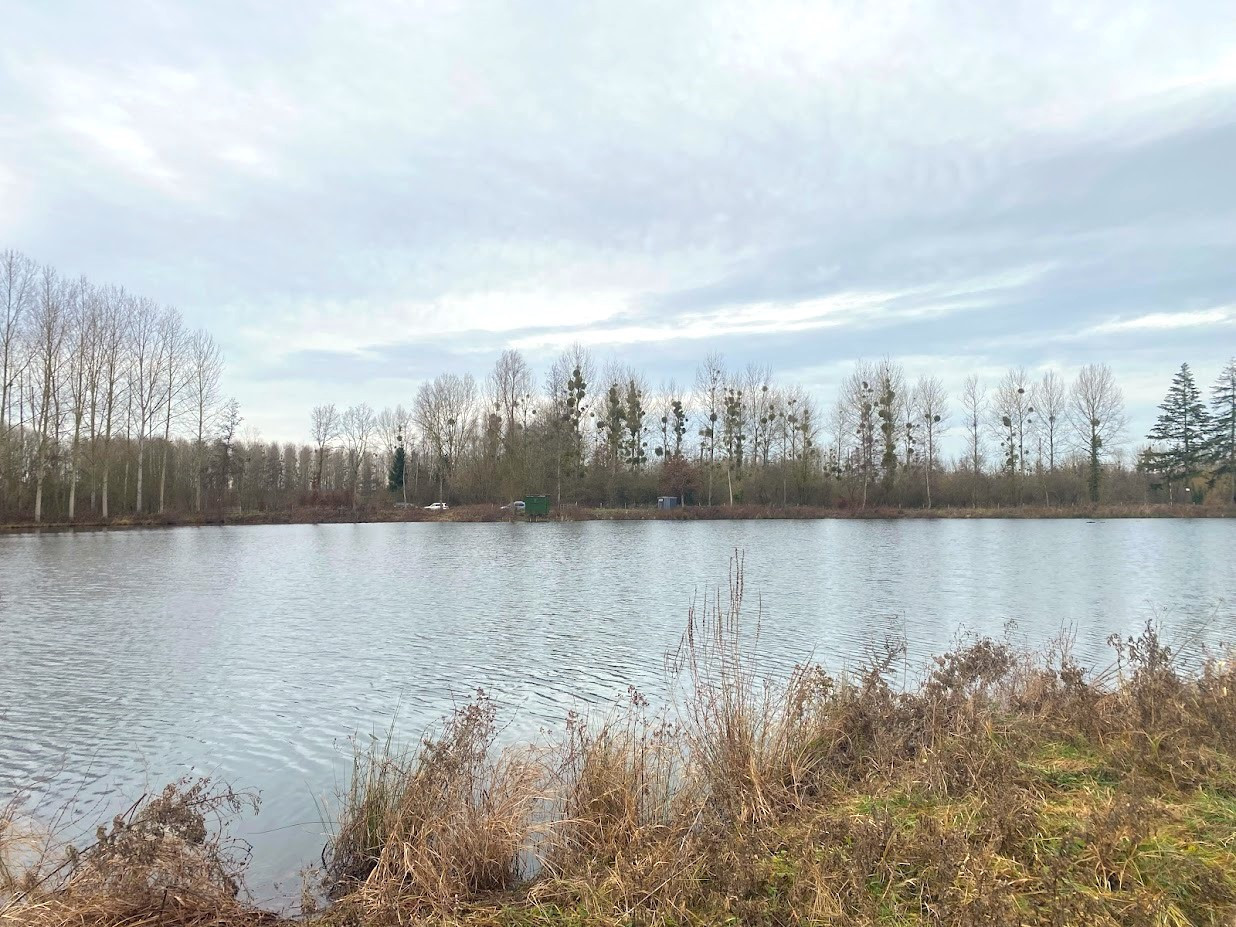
[2, 501, 1233, 533]
[4, 575, 1236, 925]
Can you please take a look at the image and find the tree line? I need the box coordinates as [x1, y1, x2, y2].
[2, 249, 228, 523]
[3, 248, 1234, 522]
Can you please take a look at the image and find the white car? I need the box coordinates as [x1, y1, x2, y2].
[500, 500, 526, 512]
[423, 501, 449, 511]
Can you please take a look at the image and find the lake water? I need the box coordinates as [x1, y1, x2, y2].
[1, 519, 1233, 906]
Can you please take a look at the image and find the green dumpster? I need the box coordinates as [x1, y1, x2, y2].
[522, 494, 550, 518]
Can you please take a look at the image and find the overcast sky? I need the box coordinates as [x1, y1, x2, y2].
[2, 0, 1234, 447]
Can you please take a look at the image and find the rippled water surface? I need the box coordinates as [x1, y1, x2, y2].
[1, 519, 1233, 904]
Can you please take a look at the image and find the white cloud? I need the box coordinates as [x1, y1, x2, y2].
[1084, 307, 1234, 335]
[60, 114, 178, 187]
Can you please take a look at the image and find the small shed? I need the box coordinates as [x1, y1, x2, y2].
[522, 494, 551, 518]
[657, 496, 680, 510]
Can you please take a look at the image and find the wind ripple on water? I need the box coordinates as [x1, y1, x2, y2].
[1, 518, 1231, 907]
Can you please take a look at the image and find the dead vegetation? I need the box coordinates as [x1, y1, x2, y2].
[6, 558, 1236, 925]
[1, 778, 272, 926]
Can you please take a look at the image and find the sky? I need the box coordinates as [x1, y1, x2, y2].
[2, 0, 1234, 450]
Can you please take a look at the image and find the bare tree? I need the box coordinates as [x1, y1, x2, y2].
[341, 403, 377, 506]
[187, 329, 223, 512]
[310, 403, 340, 491]
[27, 266, 69, 522]
[64, 278, 96, 519]
[487, 348, 532, 452]
[156, 307, 188, 513]
[128, 298, 171, 514]
[992, 367, 1034, 502]
[774, 384, 820, 505]
[744, 363, 775, 467]
[1032, 370, 1067, 473]
[912, 376, 948, 509]
[96, 288, 130, 518]
[1, 249, 36, 444]
[694, 352, 726, 503]
[841, 360, 878, 509]
[1069, 363, 1127, 503]
[960, 375, 985, 508]
[414, 373, 478, 503]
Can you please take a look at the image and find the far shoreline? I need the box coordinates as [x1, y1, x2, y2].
[2, 502, 1233, 534]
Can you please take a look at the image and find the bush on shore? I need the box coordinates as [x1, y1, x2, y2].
[5, 563, 1236, 926]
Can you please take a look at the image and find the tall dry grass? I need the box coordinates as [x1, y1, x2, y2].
[319, 556, 1236, 925]
[324, 690, 540, 921]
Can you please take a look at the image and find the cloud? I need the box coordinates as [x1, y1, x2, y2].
[1, 0, 1235, 443]
[1083, 308, 1235, 336]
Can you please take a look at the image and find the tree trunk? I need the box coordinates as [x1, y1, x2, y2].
[68, 424, 81, 520]
[159, 438, 170, 513]
[1088, 426, 1101, 504]
[135, 431, 145, 514]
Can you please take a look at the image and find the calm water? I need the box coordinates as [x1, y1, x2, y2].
[1, 519, 1233, 905]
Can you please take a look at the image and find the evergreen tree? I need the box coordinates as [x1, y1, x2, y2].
[1146, 363, 1211, 499]
[388, 442, 406, 492]
[1209, 358, 1236, 504]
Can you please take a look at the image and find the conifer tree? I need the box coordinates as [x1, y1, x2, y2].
[1209, 358, 1236, 504]
[388, 440, 406, 493]
[1146, 363, 1211, 499]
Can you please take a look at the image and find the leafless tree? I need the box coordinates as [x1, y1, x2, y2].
[743, 363, 775, 467]
[1032, 370, 1067, 472]
[960, 375, 985, 507]
[157, 307, 188, 513]
[341, 403, 377, 505]
[488, 349, 533, 451]
[187, 329, 223, 511]
[992, 367, 1034, 502]
[27, 266, 69, 522]
[1069, 363, 1127, 503]
[912, 376, 949, 509]
[310, 403, 340, 491]
[64, 278, 97, 519]
[127, 298, 172, 514]
[841, 360, 878, 508]
[694, 352, 726, 503]
[96, 288, 130, 517]
[414, 372, 478, 503]
[1, 249, 36, 445]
